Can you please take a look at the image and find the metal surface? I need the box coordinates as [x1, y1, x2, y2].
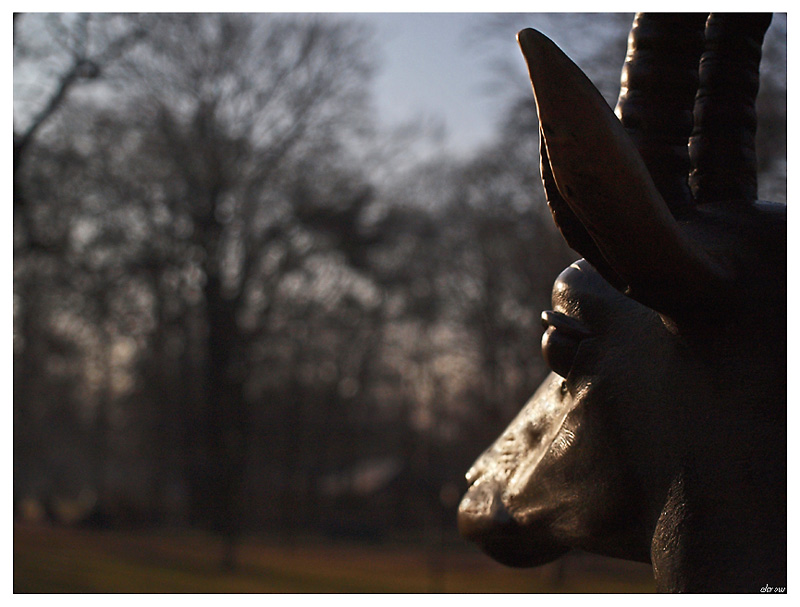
[458, 13, 786, 593]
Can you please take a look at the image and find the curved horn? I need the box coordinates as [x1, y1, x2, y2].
[517, 27, 733, 317]
[689, 13, 772, 205]
[615, 13, 707, 213]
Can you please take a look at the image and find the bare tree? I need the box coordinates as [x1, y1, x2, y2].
[112, 13, 377, 566]
[14, 14, 145, 249]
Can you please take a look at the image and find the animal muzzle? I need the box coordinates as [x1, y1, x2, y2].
[458, 479, 569, 567]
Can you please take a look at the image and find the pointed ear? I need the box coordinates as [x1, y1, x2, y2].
[538, 129, 626, 292]
[518, 28, 732, 318]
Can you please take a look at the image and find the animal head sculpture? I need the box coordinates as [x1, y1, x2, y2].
[458, 14, 786, 593]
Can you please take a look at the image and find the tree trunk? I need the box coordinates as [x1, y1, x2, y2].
[203, 271, 248, 569]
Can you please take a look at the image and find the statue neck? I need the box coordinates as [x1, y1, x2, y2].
[651, 467, 786, 593]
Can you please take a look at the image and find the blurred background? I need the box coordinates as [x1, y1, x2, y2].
[13, 12, 786, 593]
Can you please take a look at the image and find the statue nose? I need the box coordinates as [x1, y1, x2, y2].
[457, 480, 514, 541]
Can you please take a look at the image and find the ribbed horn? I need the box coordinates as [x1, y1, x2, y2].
[518, 27, 734, 319]
[689, 13, 772, 204]
[615, 13, 707, 214]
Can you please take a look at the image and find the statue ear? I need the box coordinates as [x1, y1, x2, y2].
[538, 128, 626, 292]
[518, 28, 732, 320]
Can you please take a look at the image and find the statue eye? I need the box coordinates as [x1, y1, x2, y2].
[541, 310, 591, 379]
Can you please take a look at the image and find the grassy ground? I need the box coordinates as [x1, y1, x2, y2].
[13, 522, 656, 593]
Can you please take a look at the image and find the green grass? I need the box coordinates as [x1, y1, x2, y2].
[13, 523, 656, 593]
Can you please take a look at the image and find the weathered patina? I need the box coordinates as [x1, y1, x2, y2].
[458, 13, 786, 593]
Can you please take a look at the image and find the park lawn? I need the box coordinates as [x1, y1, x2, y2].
[13, 523, 655, 593]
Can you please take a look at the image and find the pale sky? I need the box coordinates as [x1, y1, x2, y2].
[12, 5, 787, 161]
[358, 9, 787, 160]
[357, 13, 503, 156]
[13, 8, 519, 158]
[357, 11, 630, 156]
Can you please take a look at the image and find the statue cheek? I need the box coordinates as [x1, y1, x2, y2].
[504, 415, 584, 518]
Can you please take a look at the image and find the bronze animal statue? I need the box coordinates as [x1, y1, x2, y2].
[457, 13, 786, 593]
